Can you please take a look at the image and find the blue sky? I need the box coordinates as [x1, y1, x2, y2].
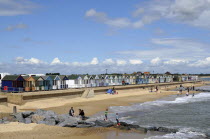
[1, 0, 210, 74]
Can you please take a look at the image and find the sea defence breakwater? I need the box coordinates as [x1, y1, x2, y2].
[0, 81, 200, 105]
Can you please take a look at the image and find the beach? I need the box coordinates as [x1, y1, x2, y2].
[0, 82, 207, 139]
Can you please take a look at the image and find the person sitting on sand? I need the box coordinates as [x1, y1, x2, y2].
[69, 107, 74, 117]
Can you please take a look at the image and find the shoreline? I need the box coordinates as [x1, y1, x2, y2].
[0, 82, 208, 139]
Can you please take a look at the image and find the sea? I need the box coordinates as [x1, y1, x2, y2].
[90, 86, 210, 139]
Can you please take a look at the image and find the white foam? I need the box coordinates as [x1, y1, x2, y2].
[108, 93, 210, 114]
[147, 130, 207, 139]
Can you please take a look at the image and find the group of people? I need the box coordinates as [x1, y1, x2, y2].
[177, 85, 195, 97]
[69, 107, 85, 120]
[150, 86, 159, 93]
[106, 87, 118, 95]
[104, 109, 120, 126]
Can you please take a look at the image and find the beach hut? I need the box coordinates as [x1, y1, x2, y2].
[104, 75, 109, 86]
[98, 75, 105, 87]
[118, 75, 123, 85]
[94, 75, 100, 87]
[67, 75, 80, 88]
[1, 75, 25, 92]
[24, 76, 36, 92]
[59, 75, 69, 89]
[34, 76, 45, 91]
[89, 75, 96, 87]
[0, 73, 10, 88]
[42, 76, 53, 90]
[48, 75, 61, 90]
[82, 75, 90, 87]
[109, 75, 114, 85]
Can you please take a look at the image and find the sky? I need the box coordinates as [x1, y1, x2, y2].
[1, 0, 210, 74]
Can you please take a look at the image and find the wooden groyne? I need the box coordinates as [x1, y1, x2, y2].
[2, 81, 200, 105]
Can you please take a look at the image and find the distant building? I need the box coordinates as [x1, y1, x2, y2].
[144, 72, 150, 75]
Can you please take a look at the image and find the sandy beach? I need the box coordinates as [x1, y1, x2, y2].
[0, 82, 206, 139]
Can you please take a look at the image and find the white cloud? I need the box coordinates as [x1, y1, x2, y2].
[164, 59, 189, 65]
[15, 57, 45, 65]
[134, 0, 210, 29]
[151, 57, 161, 65]
[189, 57, 210, 67]
[118, 38, 210, 60]
[103, 59, 115, 65]
[86, 0, 210, 30]
[129, 59, 143, 65]
[0, 0, 38, 16]
[5, 23, 28, 31]
[85, 9, 155, 29]
[90, 57, 99, 65]
[3, 56, 210, 74]
[51, 57, 62, 65]
[132, 8, 144, 17]
[116, 60, 127, 65]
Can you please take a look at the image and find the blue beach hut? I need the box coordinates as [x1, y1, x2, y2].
[59, 75, 69, 89]
[1, 75, 25, 92]
[42, 76, 53, 90]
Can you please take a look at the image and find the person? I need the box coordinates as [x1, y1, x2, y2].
[192, 93, 195, 97]
[156, 86, 158, 92]
[79, 109, 85, 120]
[150, 87, 153, 92]
[116, 113, 120, 126]
[122, 80, 125, 86]
[104, 109, 108, 121]
[112, 86, 115, 91]
[69, 107, 74, 117]
[177, 91, 180, 96]
[192, 86, 195, 90]
[186, 91, 189, 96]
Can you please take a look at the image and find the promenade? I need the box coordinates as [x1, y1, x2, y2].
[0, 81, 200, 105]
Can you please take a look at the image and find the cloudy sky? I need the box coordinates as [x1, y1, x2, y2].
[1, 0, 210, 74]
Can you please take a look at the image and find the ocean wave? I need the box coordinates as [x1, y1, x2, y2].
[108, 93, 210, 114]
[146, 130, 207, 139]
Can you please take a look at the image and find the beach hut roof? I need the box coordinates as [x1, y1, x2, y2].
[2, 75, 20, 81]
[48, 75, 57, 80]
[59, 75, 68, 80]
[22, 75, 30, 80]
[41, 76, 50, 80]
[32, 76, 40, 80]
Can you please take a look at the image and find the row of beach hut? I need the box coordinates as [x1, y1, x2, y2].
[0, 74, 175, 92]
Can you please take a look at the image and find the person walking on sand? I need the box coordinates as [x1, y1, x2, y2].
[116, 113, 120, 126]
[104, 109, 108, 121]
[69, 107, 74, 117]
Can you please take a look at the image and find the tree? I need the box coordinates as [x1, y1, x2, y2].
[165, 71, 171, 75]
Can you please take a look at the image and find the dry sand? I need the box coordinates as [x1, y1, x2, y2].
[0, 82, 207, 139]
